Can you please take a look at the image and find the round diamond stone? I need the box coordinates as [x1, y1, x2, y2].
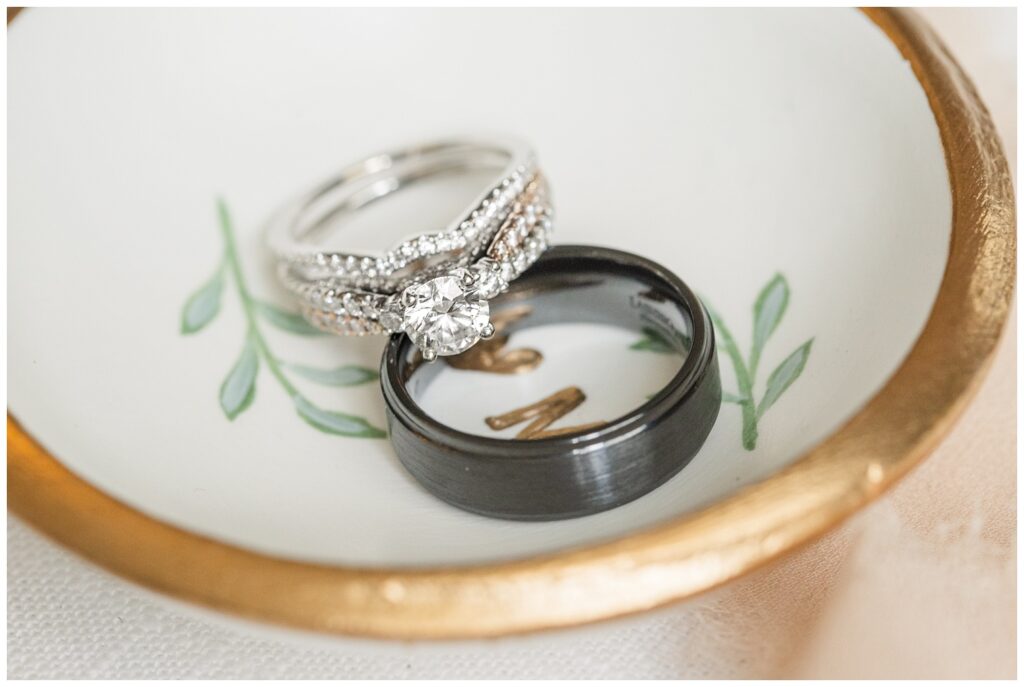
[470, 259, 507, 298]
[378, 295, 405, 332]
[402, 275, 490, 356]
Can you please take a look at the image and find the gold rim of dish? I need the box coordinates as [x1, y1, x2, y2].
[7, 8, 1016, 640]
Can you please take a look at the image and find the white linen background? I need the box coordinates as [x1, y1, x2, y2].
[6, 8, 1016, 679]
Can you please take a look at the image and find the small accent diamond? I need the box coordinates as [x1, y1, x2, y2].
[379, 295, 405, 332]
[470, 259, 507, 299]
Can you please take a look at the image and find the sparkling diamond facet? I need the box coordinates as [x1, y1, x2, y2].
[379, 295, 405, 332]
[402, 275, 490, 356]
[470, 260, 507, 299]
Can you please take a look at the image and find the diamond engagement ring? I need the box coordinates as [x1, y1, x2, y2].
[267, 138, 553, 360]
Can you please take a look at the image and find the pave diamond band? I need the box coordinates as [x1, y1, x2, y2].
[298, 178, 553, 355]
[268, 138, 538, 294]
[267, 137, 554, 358]
[279, 172, 548, 299]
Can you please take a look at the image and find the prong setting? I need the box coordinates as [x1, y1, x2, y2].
[402, 287, 420, 307]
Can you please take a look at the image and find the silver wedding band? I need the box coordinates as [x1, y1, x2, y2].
[267, 137, 553, 359]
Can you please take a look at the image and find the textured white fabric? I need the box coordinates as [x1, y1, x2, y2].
[6, 8, 1015, 679]
[6, 514, 777, 680]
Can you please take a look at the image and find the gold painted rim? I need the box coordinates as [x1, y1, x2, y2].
[8, 8, 1016, 640]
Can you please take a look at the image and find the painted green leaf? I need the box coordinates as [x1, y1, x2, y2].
[220, 339, 259, 420]
[751, 274, 790, 366]
[757, 338, 813, 419]
[707, 306, 742, 364]
[181, 268, 224, 334]
[293, 395, 386, 438]
[286, 363, 378, 387]
[721, 391, 744, 404]
[256, 301, 325, 336]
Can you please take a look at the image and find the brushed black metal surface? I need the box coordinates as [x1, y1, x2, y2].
[381, 245, 721, 521]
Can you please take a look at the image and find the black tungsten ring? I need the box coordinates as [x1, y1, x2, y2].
[380, 245, 722, 521]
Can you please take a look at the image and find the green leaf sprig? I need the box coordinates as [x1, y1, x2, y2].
[711, 273, 812, 450]
[181, 199, 385, 439]
[631, 273, 812, 451]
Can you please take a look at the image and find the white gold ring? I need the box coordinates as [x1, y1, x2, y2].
[267, 137, 553, 359]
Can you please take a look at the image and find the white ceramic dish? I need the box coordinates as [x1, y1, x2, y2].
[8, 8, 1014, 639]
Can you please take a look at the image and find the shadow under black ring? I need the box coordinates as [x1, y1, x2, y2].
[380, 245, 722, 521]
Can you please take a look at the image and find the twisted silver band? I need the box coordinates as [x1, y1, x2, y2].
[268, 137, 537, 294]
[300, 177, 552, 338]
[266, 137, 554, 359]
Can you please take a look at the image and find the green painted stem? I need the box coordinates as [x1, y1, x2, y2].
[748, 348, 762, 386]
[709, 310, 759, 450]
[216, 199, 300, 400]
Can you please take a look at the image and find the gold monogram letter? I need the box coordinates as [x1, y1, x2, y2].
[485, 386, 605, 440]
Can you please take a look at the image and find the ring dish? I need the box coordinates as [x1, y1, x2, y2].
[10, 7, 1010, 642]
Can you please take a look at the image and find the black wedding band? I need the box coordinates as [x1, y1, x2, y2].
[380, 245, 721, 521]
